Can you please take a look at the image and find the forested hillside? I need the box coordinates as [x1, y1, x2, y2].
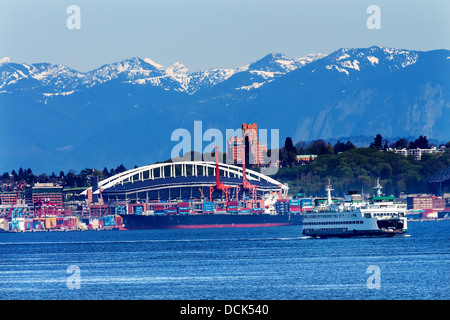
[273, 146, 450, 197]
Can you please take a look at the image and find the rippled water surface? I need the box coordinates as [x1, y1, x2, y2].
[1, 220, 448, 300]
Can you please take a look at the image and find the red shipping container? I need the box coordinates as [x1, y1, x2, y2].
[115, 215, 123, 227]
[178, 202, 190, 207]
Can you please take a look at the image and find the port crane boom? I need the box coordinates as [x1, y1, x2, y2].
[209, 146, 231, 202]
[6, 182, 25, 220]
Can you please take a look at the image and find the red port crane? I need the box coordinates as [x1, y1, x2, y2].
[6, 182, 25, 220]
[34, 198, 57, 218]
[239, 147, 258, 203]
[209, 146, 231, 202]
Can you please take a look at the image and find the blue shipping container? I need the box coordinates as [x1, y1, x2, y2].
[116, 206, 127, 214]
[104, 215, 116, 227]
[301, 199, 313, 207]
[203, 202, 215, 209]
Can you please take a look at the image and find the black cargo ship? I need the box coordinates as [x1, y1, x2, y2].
[113, 199, 308, 229]
[119, 212, 303, 229]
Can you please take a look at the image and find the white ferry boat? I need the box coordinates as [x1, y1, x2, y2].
[302, 180, 408, 238]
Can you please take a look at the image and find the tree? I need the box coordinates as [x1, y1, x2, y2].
[284, 137, 296, 154]
[334, 140, 355, 154]
[383, 139, 389, 151]
[306, 140, 333, 155]
[369, 134, 383, 150]
[38, 173, 49, 183]
[409, 136, 429, 149]
[11, 170, 17, 181]
[115, 164, 127, 174]
[92, 169, 104, 180]
[49, 172, 58, 183]
[102, 167, 110, 179]
[394, 138, 409, 149]
[294, 141, 307, 154]
[18, 167, 24, 181]
[65, 172, 76, 187]
[26, 174, 37, 184]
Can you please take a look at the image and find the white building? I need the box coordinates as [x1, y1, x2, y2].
[389, 146, 446, 160]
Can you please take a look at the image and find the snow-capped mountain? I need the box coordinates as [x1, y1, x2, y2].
[320, 46, 420, 75]
[82, 57, 170, 89]
[1, 46, 448, 174]
[0, 52, 321, 95]
[0, 46, 428, 96]
[233, 53, 325, 91]
[0, 62, 83, 94]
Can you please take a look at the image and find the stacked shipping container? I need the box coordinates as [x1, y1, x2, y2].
[203, 202, 215, 213]
[177, 202, 190, 214]
[275, 199, 289, 214]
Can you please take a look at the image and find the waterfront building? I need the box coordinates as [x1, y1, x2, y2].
[25, 183, 63, 208]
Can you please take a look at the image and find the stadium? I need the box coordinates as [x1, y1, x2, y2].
[82, 160, 288, 204]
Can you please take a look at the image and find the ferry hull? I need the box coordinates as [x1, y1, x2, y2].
[304, 229, 407, 238]
[119, 213, 303, 230]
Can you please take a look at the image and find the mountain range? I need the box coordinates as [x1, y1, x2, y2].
[0, 46, 449, 174]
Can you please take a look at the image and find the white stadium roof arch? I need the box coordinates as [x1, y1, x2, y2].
[81, 161, 288, 196]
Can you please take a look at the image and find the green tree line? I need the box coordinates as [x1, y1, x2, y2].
[273, 146, 450, 197]
[0, 164, 130, 190]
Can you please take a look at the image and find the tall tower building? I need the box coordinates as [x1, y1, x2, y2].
[227, 123, 267, 166]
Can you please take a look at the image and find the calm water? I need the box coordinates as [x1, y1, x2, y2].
[0, 220, 448, 300]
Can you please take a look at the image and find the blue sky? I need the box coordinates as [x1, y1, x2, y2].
[0, 0, 449, 72]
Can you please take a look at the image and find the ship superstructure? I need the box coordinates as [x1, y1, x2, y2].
[302, 179, 407, 238]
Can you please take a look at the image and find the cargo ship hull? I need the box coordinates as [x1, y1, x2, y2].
[119, 213, 303, 230]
